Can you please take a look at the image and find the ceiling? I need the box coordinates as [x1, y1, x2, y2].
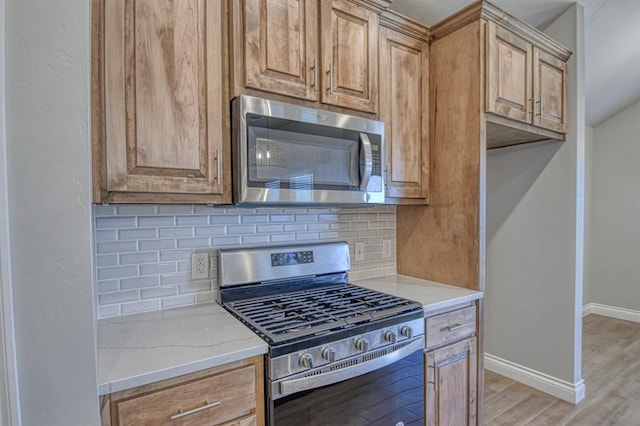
[388, 0, 640, 127]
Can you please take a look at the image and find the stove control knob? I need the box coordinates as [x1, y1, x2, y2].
[355, 338, 369, 352]
[299, 353, 314, 369]
[400, 326, 413, 339]
[322, 347, 336, 363]
[384, 330, 397, 344]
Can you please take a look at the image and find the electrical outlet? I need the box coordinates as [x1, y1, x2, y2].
[355, 242, 365, 262]
[191, 252, 209, 280]
[383, 240, 392, 258]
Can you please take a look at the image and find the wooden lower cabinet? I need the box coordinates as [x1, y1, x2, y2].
[425, 337, 478, 426]
[424, 304, 480, 426]
[102, 356, 264, 426]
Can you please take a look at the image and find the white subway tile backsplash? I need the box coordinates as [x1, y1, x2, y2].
[157, 205, 195, 215]
[98, 305, 120, 318]
[241, 235, 270, 245]
[97, 280, 119, 293]
[119, 252, 158, 265]
[97, 241, 137, 254]
[96, 254, 118, 267]
[194, 226, 225, 237]
[138, 216, 175, 227]
[176, 216, 209, 226]
[96, 217, 136, 229]
[211, 236, 242, 246]
[121, 276, 159, 290]
[139, 239, 176, 251]
[97, 265, 138, 280]
[210, 215, 241, 225]
[140, 262, 177, 276]
[160, 272, 192, 286]
[159, 227, 194, 238]
[162, 294, 196, 309]
[179, 280, 211, 294]
[270, 233, 296, 243]
[241, 215, 269, 224]
[177, 237, 210, 249]
[121, 299, 160, 315]
[159, 250, 192, 261]
[94, 204, 396, 318]
[141, 286, 178, 300]
[98, 290, 139, 305]
[118, 228, 158, 240]
[95, 230, 117, 242]
[117, 205, 157, 215]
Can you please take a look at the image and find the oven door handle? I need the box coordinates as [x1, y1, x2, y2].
[359, 133, 373, 191]
[276, 337, 424, 399]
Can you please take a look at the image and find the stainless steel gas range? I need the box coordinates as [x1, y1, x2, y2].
[218, 242, 425, 425]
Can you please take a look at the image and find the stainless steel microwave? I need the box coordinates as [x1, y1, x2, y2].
[231, 95, 385, 206]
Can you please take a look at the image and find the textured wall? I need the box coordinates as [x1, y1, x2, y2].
[94, 205, 397, 318]
[6, 0, 99, 424]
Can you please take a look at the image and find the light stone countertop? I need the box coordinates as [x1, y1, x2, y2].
[354, 274, 483, 314]
[97, 302, 267, 395]
[97, 274, 481, 395]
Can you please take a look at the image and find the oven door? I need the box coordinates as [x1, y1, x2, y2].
[232, 95, 385, 206]
[269, 338, 424, 426]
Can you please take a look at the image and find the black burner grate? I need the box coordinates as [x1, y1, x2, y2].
[224, 284, 421, 344]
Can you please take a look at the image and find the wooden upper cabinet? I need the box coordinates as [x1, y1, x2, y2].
[486, 20, 567, 135]
[320, 0, 379, 113]
[241, 0, 319, 101]
[486, 22, 533, 125]
[379, 25, 429, 202]
[96, 0, 230, 203]
[533, 47, 567, 133]
[234, 0, 381, 113]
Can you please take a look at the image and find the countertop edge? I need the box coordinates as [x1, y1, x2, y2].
[98, 342, 268, 396]
[423, 292, 483, 315]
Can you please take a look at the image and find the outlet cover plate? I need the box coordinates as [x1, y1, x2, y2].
[192, 253, 209, 280]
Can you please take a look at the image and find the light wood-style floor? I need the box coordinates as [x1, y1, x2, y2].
[483, 314, 640, 425]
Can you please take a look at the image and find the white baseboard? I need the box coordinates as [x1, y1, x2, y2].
[485, 354, 585, 404]
[582, 303, 640, 323]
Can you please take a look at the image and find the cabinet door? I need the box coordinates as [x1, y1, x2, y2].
[426, 337, 478, 426]
[533, 47, 567, 133]
[242, 0, 319, 101]
[486, 21, 533, 124]
[379, 27, 429, 201]
[320, 0, 379, 113]
[103, 0, 226, 197]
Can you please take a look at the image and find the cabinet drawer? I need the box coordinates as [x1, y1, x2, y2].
[115, 364, 256, 426]
[426, 305, 476, 350]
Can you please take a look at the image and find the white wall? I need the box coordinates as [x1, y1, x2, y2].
[485, 3, 585, 401]
[587, 99, 640, 311]
[6, 0, 99, 424]
[583, 125, 595, 306]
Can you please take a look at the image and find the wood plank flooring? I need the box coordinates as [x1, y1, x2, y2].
[483, 314, 640, 425]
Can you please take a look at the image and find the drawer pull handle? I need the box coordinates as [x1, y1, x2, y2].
[170, 400, 221, 421]
[446, 323, 470, 332]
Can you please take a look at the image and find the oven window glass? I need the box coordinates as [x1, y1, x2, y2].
[272, 348, 424, 426]
[246, 114, 372, 192]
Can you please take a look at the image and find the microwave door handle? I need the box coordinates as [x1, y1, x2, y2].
[359, 133, 373, 190]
